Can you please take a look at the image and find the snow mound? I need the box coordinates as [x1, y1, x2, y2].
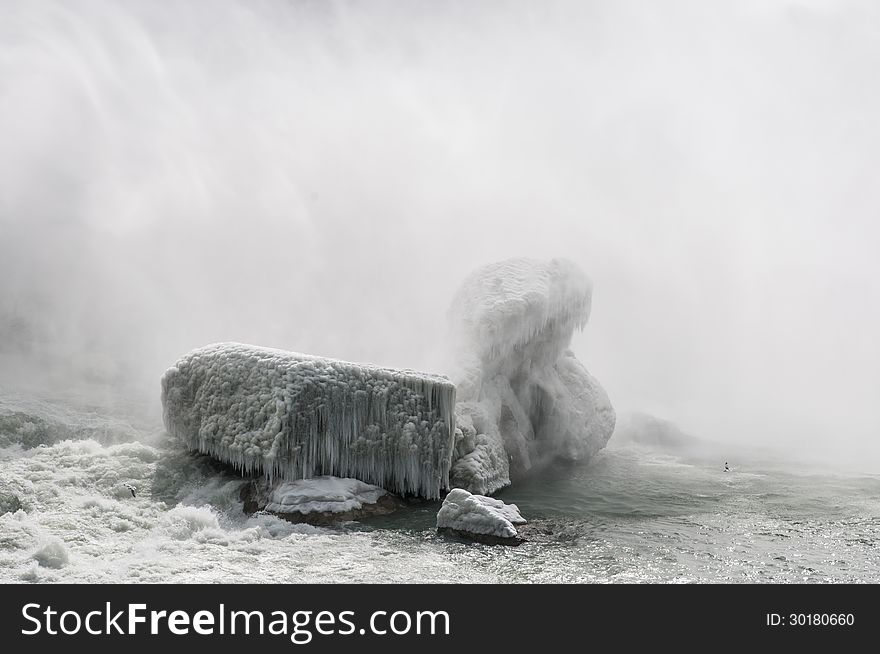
[161, 343, 456, 499]
[448, 258, 615, 494]
[264, 476, 386, 515]
[436, 488, 526, 539]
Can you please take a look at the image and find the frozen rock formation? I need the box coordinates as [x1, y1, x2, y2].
[448, 258, 615, 494]
[436, 488, 527, 545]
[161, 343, 456, 499]
[161, 259, 612, 500]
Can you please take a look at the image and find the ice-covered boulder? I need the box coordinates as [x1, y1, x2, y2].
[161, 343, 456, 499]
[436, 488, 527, 545]
[448, 258, 615, 494]
[240, 476, 404, 525]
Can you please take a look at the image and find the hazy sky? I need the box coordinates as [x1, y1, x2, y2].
[1, 0, 878, 465]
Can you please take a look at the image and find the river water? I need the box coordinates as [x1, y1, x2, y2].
[2, 389, 878, 584]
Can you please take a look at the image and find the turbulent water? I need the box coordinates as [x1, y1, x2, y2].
[2, 389, 878, 584]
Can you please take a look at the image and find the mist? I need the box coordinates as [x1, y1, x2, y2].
[1, 0, 878, 467]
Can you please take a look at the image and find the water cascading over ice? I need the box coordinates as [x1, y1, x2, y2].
[161, 343, 456, 499]
[448, 258, 615, 494]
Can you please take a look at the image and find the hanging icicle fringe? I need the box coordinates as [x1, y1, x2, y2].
[161, 343, 456, 499]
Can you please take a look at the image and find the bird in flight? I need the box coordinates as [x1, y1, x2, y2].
[123, 483, 137, 498]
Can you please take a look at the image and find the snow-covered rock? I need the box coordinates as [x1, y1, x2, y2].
[266, 476, 386, 514]
[241, 476, 403, 525]
[448, 258, 615, 493]
[436, 488, 526, 545]
[161, 343, 456, 499]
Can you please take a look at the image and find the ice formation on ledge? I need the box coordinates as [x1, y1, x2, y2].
[264, 477, 386, 515]
[436, 488, 526, 540]
[448, 258, 615, 494]
[161, 343, 456, 499]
